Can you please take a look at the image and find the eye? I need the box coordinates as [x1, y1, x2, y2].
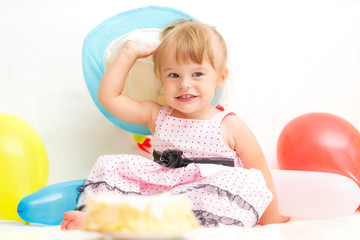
[168, 73, 179, 78]
[192, 72, 203, 77]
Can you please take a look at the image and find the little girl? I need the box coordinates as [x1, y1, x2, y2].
[61, 20, 289, 230]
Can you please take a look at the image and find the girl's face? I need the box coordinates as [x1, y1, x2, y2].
[160, 50, 227, 119]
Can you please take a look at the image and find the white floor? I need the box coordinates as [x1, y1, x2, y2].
[1, 214, 360, 240]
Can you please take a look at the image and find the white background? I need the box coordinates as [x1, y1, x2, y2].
[1, 0, 359, 185]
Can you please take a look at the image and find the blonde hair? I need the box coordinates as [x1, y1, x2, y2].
[153, 20, 227, 81]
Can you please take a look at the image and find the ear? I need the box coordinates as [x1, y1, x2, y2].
[216, 68, 228, 87]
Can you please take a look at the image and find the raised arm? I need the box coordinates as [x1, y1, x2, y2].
[221, 115, 290, 225]
[97, 40, 161, 133]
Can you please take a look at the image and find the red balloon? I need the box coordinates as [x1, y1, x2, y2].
[277, 113, 360, 187]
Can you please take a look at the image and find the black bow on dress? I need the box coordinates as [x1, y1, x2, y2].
[153, 149, 235, 168]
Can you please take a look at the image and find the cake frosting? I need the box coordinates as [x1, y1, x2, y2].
[82, 193, 198, 233]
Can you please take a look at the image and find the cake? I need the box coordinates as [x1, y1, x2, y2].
[82, 193, 199, 233]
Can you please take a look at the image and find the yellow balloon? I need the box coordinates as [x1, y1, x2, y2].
[133, 134, 147, 144]
[0, 113, 48, 221]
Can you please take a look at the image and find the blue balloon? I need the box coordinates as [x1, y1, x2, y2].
[17, 179, 85, 225]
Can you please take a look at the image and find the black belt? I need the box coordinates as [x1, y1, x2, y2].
[153, 149, 234, 168]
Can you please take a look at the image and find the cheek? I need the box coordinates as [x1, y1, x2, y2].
[163, 80, 178, 90]
[163, 83, 175, 99]
[200, 82, 216, 93]
[203, 85, 217, 100]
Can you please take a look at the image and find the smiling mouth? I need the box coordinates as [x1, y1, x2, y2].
[176, 94, 198, 102]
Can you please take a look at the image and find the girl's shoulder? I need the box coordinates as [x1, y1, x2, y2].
[142, 101, 164, 134]
[221, 113, 253, 149]
[221, 113, 246, 127]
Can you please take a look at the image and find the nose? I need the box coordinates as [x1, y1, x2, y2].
[179, 76, 192, 89]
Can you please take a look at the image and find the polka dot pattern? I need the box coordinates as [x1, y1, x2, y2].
[76, 107, 273, 227]
[153, 107, 243, 167]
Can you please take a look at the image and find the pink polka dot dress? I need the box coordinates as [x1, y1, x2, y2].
[77, 106, 272, 227]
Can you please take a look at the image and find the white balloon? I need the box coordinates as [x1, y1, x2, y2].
[271, 169, 360, 219]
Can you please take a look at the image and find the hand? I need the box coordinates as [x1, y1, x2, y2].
[124, 40, 158, 59]
[281, 215, 291, 223]
[272, 215, 291, 224]
[259, 213, 291, 225]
